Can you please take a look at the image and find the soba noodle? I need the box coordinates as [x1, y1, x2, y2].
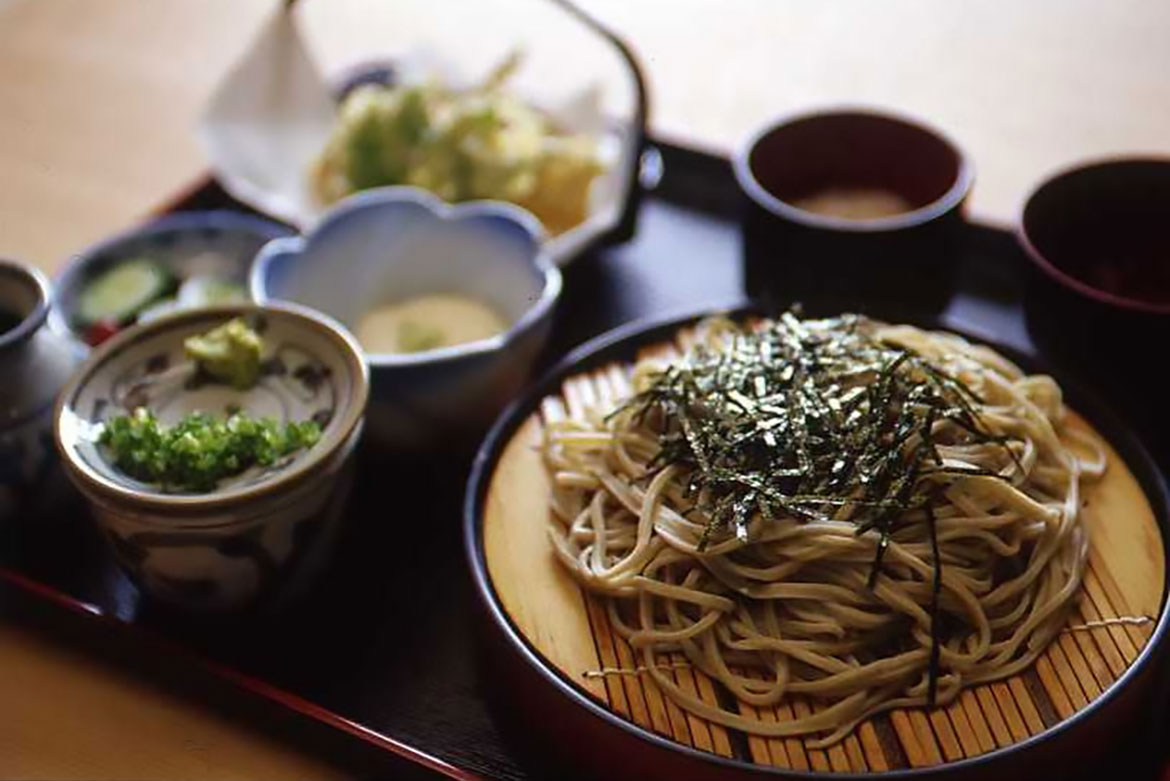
[542, 315, 1105, 747]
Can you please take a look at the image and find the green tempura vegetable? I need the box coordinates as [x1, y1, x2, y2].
[98, 408, 321, 492]
[311, 53, 604, 235]
[184, 317, 263, 390]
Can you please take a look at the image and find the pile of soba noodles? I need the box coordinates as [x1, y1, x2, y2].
[542, 314, 1105, 746]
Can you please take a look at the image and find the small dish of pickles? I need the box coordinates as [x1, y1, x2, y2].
[52, 211, 293, 347]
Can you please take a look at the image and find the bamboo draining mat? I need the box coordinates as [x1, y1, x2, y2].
[483, 334, 1164, 772]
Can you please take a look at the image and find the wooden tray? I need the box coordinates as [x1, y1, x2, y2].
[3, 145, 1170, 779]
[468, 309, 1170, 778]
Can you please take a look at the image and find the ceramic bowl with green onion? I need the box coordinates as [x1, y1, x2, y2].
[53, 302, 368, 612]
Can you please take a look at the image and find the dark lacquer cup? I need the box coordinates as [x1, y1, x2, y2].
[1019, 158, 1170, 446]
[733, 108, 974, 316]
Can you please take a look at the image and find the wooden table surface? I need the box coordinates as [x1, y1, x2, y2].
[2, 0, 1169, 777]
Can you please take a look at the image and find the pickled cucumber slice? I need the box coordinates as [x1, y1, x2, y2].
[77, 259, 172, 325]
[177, 275, 247, 308]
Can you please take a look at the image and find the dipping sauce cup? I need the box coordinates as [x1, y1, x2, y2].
[1019, 158, 1170, 448]
[734, 109, 973, 316]
[251, 186, 561, 451]
[1021, 158, 1170, 320]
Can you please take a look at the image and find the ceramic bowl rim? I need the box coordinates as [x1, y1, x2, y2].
[53, 301, 369, 511]
[250, 185, 563, 368]
[732, 104, 975, 233]
[1016, 155, 1170, 316]
[49, 209, 294, 338]
[0, 258, 51, 351]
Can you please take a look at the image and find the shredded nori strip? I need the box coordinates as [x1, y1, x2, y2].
[621, 313, 1017, 706]
[926, 498, 944, 706]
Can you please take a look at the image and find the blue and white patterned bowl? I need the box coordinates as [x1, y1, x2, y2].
[251, 186, 562, 449]
[53, 303, 369, 611]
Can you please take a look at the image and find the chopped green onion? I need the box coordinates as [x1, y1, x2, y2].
[99, 407, 321, 493]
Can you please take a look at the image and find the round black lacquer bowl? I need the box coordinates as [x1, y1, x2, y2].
[734, 109, 973, 318]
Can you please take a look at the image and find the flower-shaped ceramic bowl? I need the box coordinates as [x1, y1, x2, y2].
[52, 211, 294, 347]
[250, 186, 561, 449]
[53, 303, 368, 611]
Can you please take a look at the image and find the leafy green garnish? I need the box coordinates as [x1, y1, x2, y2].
[342, 86, 429, 191]
[99, 408, 321, 493]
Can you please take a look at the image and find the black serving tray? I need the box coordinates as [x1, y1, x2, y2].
[1, 143, 1167, 780]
